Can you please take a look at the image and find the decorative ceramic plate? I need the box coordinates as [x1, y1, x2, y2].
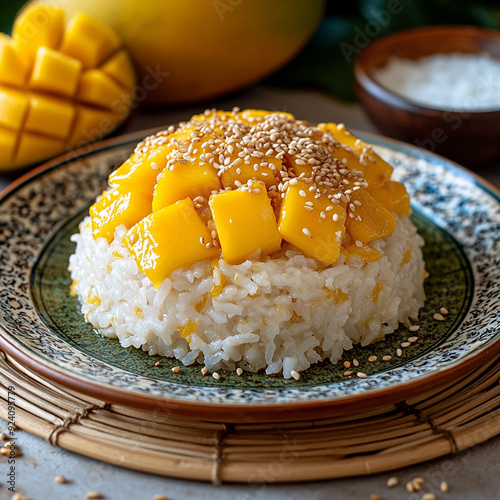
[0, 129, 499, 422]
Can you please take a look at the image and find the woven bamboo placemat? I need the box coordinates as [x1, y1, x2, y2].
[1, 348, 500, 484]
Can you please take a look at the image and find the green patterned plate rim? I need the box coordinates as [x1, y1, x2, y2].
[0, 129, 498, 421]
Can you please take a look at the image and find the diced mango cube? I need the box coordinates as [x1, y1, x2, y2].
[0, 87, 29, 131]
[123, 198, 218, 287]
[341, 243, 382, 263]
[90, 186, 152, 242]
[109, 146, 169, 197]
[0, 36, 28, 87]
[12, 5, 65, 63]
[237, 109, 295, 124]
[318, 122, 357, 149]
[209, 183, 281, 264]
[367, 180, 411, 216]
[319, 122, 393, 187]
[153, 160, 221, 211]
[345, 188, 397, 244]
[100, 49, 136, 91]
[25, 94, 75, 139]
[220, 145, 281, 189]
[77, 69, 127, 109]
[29, 46, 82, 98]
[283, 152, 312, 177]
[278, 181, 347, 264]
[60, 13, 121, 69]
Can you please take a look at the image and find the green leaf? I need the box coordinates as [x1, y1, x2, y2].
[0, 0, 25, 35]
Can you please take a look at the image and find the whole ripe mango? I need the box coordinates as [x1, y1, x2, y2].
[0, 5, 135, 171]
[28, 0, 325, 105]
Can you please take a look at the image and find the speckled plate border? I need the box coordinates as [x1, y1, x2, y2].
[0, 129, 499, 422]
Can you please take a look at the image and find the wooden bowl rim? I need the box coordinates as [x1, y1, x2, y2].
[354, 25, 500, 117]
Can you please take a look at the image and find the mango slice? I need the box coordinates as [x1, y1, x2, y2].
[345, 188, 397, 244]
[341, 243, 382, 263]
[220, 145, 281, 190]
[209, 183, 281, 264]
[123, 198, 218, 287]
[278, 181, 347, 264]
[367, 180, 411, 216]
[0, 5, 135, 171]
[153, 159, 221, 212]
[90, 186, 152, 242]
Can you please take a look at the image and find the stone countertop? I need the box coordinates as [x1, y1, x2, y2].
[1, 86, 499, 500]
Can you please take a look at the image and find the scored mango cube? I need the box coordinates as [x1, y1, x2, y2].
[278, 181, 347, 265]
[0, 36, 28, 87]
[123, 198, 218, 287]
[90, 186, 152, 242]
[0, 87, 29, 131]
[29, 46, 82, 98]
[60, 13, 121, 69]
[345, 188, 397, 244]
[12, 5, 65, 63]
[25, 94, 75, 139]
[209, 183, 281, 264]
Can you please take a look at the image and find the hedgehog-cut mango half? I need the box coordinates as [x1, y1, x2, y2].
[0, 5, 136, 171]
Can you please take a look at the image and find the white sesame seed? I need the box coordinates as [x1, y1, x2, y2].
[299, 190, 307, 197]
[386, 476, 398, 488]
[212, 372, 220, 380]
[433, 313, 445, 321]
[440, 307, 449, 315]
[440, 480, 449, 492]
[401, 342, 411, 348]
[291, 370, 300, 381]
[357, 372, 367, 378]
[201, 366, 208, 376]
[396, 348, 403, 357]
[302, 227, 312, 238]
[409, 325, 420, 332]
[355, 240, 363, 248]
[382, 355, 392, 361]
[332, 213, 339, 222]
[172, 366, 180, 373]
[408, 336, 418, 343]
[344, 370, 353, 376]
[236, 368, 243, 376]
[368, 355, 377, 362]
[422, 494, 436, 500]
[352, 359, 359, 367]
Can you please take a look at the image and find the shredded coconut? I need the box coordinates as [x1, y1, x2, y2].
[374, 52, 500, 111]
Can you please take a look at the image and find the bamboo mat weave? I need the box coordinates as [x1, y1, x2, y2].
[1, 348, 500, 484]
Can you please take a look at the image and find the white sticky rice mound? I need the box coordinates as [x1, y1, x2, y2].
[69, 216, 425, 379]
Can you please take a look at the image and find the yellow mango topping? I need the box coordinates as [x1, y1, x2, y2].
[0, 5, 135, 171]
[367, 180, 412, 217]
[345, 188, 397, 244]
[90, 109, 417, 282]
[123, 198, 218, 288]
[319, 122, 394, 187]
[278, 181, 347, 265]
[90, 186, 152, 242]
[153, 160, 221, 212]
[341, 243, 383, 263]
[209, 182, 281, 264]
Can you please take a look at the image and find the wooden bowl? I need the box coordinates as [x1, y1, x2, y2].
[354, 26, 500, 167]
